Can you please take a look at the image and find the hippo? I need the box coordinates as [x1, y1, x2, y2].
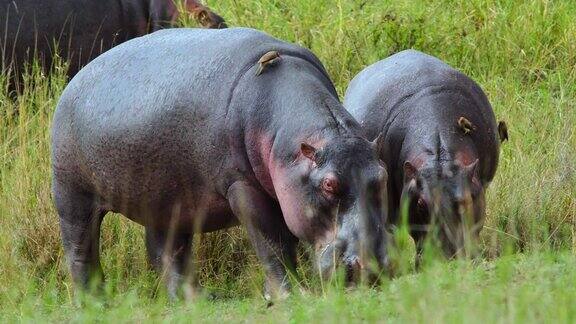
[344, 50, 504, 263]
[0, 0, 226, 93]
[51, 27, 389, 299]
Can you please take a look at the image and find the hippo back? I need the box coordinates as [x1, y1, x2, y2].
[54, 27, 333, 135]
[345, 50, 493, 136]
[344, 50, 499, 183]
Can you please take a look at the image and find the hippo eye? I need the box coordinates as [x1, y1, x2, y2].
[321, 176, 339, 195]
[417, 198, 427, 211]
[415, 178, 423, 189]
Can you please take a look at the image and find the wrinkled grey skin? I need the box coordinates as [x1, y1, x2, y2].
[0, 0, 225, 94]
[51, 28, 388, 299]
[344, 50, 500, 262]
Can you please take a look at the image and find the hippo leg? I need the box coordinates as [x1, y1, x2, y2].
[411, 231, 426, 270]
[227, 181, 298, 301]
[145, 228, 193, 299]
[53, 181, 105, 290]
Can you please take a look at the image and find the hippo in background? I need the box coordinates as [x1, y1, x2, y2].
[51, 27, 389, 300]
[0, 0, 226, 93]
[344, 50, 506, 264]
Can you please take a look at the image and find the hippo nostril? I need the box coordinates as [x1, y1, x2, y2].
[354, 258, 363, 270]
[343, 256, 363, 283]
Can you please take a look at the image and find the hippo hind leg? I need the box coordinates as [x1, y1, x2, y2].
[53, 179, 106, 291]
[145, 227, 193, 299]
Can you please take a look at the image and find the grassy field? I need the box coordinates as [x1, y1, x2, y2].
[1, 0, 575, 322]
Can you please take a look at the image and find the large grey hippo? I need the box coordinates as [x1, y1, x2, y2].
[51, 28, 389, 299]
[345, 50, 504, 263]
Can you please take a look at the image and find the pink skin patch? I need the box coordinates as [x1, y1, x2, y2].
[183, 0, 205, 12]
[244, 129, 277, 199]
[455, 150, 477, 169]
[263, 135, 336, 246]
[270, 164, 337, 248]
[406, 149, 479, 178]
[270, 165, 313, 239]
[455, 150, 482, 186]
[164, 0, 180, 22]
[404, 154, 426, 179]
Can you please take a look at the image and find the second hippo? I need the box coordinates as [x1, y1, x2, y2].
[0, 0, 226, 93]
[51, 28, 389, 299]
[345, 50, 503, 262]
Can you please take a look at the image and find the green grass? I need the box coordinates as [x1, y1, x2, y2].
[3, 253, 576, 322]
[1, 0, 575, 322]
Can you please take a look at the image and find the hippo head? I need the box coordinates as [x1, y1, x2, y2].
[271, 135, 389, 284]
[184, 1, 227, 28]
[401, 159, 485, 258]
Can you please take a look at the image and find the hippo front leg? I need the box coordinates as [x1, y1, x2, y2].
[411, 230, 427, 270]
[145, 228, 193, 299]
[227, 181, 298, 302]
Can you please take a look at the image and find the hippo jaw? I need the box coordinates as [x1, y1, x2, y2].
[316, 198, 390, 285]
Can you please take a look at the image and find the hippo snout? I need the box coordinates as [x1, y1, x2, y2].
[317, 238, 388, 285]
[344, 247, 390, 286]
[440, 228, 481, 259]
[317, 240, 341, 281]
[343, 255, 364, 285]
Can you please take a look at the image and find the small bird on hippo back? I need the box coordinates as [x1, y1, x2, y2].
[256, 51, 281, 76]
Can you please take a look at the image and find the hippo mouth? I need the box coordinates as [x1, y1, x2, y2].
[317, 239, 384, 286]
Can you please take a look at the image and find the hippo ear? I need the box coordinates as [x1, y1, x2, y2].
[371, 132, 385, 156]
[498, 121, 509, 143]
[197, 9, 210, 24]
[403, 161, 417, 182]
[464, 159, 479, 180]
[301, 143, 317, 162]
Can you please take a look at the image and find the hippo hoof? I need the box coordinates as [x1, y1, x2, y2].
[263, 283, 290, 304]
